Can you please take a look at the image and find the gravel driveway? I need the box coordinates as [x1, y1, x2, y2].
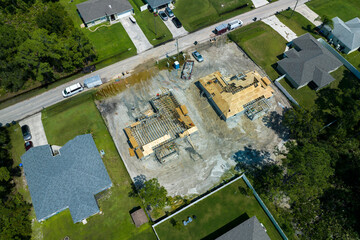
[120, 18, 152, 53]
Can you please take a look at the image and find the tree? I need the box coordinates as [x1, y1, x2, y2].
[283, 142, 333, 201]
[138, 178, 168, 209]
[283, 106, 323, 142]
[0, 167, 10, 182]
[36, 3, 73, 36]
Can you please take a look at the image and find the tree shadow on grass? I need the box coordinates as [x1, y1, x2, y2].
[262, 110, 289, 141]
[302, 24, 317, 35]
[201, 213, 249, 240]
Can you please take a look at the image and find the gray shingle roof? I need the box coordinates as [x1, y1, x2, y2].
[216, 216, 271, 240]
[332, 17, 360, 51]
[21, 134, 112, 223]
[146, 0, 171, 9]
[277, 33, 342, 89]
[77, 0, 133, 23]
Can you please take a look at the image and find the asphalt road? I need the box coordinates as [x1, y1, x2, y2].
[0, 0, 307, 125]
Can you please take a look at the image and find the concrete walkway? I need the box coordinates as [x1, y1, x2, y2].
[295, 4, 322, 26]
[252, 0, 269, 8]
[19, 113, 48, 147]
[120, 18, 152, 53]
[262, 15, 297, 42]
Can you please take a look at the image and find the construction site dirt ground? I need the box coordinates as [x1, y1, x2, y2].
[96, 41, 291, 197]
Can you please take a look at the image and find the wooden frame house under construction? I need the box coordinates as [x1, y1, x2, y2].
[198, 71, 274, 120]
[124, 92, 198, 162]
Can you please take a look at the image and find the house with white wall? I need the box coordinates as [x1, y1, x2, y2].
[77, 0, 133, 27]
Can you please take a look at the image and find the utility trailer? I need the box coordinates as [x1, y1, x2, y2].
[181, 60, 194, 80]
[215, 23, 228, 35]
[84, 75, 102, 88]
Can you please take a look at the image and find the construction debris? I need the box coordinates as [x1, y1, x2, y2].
[124, 92, 198, 162]
[198, 71, 274, 120]
[181, 60, 194, 80]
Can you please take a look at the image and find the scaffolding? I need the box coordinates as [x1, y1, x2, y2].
[243, 97, 270, 120]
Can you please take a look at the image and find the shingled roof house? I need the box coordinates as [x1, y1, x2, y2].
[21, 134, 112, 223]
[215, 216, 270, 240]
[329, 17, 360, 54]
[145, 0, 172, 11]
[277, 33, 342, 90]
[77, 0, 133, 27]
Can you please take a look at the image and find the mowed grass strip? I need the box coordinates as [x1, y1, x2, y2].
[60, 0, 136, 64]
[132, 7, 173, 46]
[39, 92, 155, 240]
[228, 21, 287, 80]
[306, 0, 360, 21]
[276, 10, 317, 37]
[155, 178, 282, 240]
[173, 0, 252, 32]
[128, 0, 172, 46]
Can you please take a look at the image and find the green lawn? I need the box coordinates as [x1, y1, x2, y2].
[129, 0, 173, 46]
[344, 50, 360, 71]
[279, 66, 357, 109]
[306, 0, 360, 22]
[60, 0, 136, 64]
[29, 92, 156, 240]
[173, 0, 252, 32]
[155, 178, 282, 240]
[276, 10, 317, 37]
[228, 21, 287, 80]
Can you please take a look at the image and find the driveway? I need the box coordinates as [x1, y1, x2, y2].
[162, 17, 188, 38]
[120, 18, 152, 54]
[0, 0, 310, 125]
[19, 113, 48, 147]
[262, 15, 297, 42]
[252, 0, 269, 8]
[295, 4, 322, 26]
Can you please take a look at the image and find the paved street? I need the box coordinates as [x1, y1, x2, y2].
[0, 0, 307, 125]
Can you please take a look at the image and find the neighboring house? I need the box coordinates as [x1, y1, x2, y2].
[327, 17, 360, 54]
[277, 33, 342, 90]
[215, 216, 270, 240]
[145, 0, 172, 12]
[21, 134, 112, 223]
[77, 0, 133, 27]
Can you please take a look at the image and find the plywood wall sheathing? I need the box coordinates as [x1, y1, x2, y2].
[135, 148, 144, 159]
[180, 105, 188, 115]
[129, 148, 135, 156]
[129, 136, 139, 148]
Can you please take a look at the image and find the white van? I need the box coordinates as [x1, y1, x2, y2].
[228, 19, 243, 30]
[62, 83, 84, 98]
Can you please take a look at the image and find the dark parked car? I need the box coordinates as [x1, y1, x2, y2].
[172, 17, 182, 28]
[165, 7, 174, 18]
[21, 125, 32, 141]
[159, 11, 168, 21]
[25, 141, 33, 151]
[192, 51, 204, 62]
